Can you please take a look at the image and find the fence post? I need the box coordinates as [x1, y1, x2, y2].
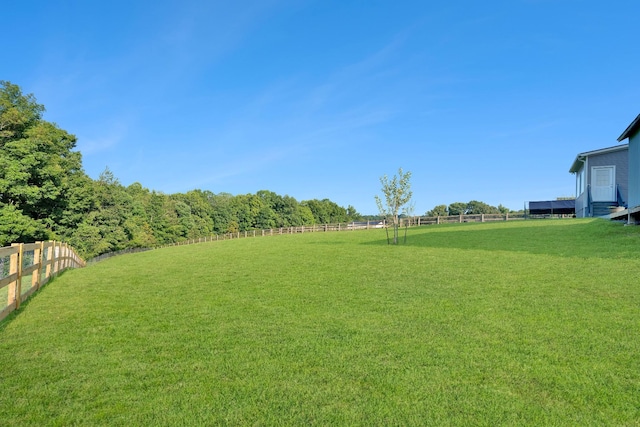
[50, 241, 56, 275]
[58, 242, 63, 271]
[33, 241, 43, 290]
[59, 242, 65, 271]
[65, 243, 71, 269]
[459, 214, 463, 223]
[40, 242, 46, 282]
[51, 241, 57, 274]
[481, 214, 485, 223]
[44, 241, 52, 282]
[62, 243, 68, 270]
[60, 242, 67, 271]
[506, 212, 509, 221]
[8, 243, 23, 310]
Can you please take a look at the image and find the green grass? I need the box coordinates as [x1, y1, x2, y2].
[1, 219, 640, 425]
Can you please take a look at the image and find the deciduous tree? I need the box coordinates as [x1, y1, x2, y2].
[466, 200, 500, 215]
[375, 167, 412, 245]
[426, 204, 448, 217]
[0, 81, 84, 243]
[447, 202, 467, 216]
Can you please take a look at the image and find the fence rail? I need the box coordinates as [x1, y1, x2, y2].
[415, 212, 527, 225]
[0, 241, 85, 322]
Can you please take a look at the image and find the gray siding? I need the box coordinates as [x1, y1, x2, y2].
[573, 147, 628, 217]
[629, 133, 640, 208]
[575, 192, 587, 218]
[587, 149, 629, 204]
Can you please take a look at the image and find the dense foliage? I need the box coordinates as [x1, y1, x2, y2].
[0, 82, 361, 257]
[426, 201, 515, 216]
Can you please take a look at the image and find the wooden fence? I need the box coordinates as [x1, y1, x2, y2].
[414, 212, 527, 225]
[0, 241, 85, 322]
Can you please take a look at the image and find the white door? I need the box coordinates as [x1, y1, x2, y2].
[591, 166, 615, 202]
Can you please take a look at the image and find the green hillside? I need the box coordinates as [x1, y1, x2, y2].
[1, 219, 639, 425]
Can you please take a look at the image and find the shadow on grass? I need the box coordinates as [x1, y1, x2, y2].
[364, 219, 640, 260]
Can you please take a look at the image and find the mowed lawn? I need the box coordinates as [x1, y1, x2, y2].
[1, 219, 640, 426]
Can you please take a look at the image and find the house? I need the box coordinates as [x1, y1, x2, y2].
[569, 144, 628, 217]
[617, 113, 640, 222]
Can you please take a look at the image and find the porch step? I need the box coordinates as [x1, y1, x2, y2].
[592, 201, 617, 217]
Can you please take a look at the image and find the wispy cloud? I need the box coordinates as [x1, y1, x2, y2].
[164, 142, 296, 192]
[136, 0, 287, 78]
[299, 32, 409, 113]
[78, 119, 129, 154]
[172, 30, 412, 184]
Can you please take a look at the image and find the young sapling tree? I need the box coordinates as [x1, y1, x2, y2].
[374, 167, 413, 245]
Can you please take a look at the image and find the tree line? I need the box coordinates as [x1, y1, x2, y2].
[426, 201, 521, 217]
[0, 81, 361, 258]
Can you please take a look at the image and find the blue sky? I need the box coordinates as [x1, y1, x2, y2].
[3, 1, 640, 214]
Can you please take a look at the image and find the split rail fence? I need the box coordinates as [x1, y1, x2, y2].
[0, 241, 85, 322]
[414, 212, 526, 225]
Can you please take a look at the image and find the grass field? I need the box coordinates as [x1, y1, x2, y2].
[1, 219, 640, 425]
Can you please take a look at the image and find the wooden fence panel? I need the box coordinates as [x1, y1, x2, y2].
[416, 213, 526, 225]
[0, 241, 84, 322]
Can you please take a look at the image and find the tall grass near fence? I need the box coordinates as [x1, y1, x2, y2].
[1, 219, 640, 425]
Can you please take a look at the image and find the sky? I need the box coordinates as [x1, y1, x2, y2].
[3, 0, 640, 215]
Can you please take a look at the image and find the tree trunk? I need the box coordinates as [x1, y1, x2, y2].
[384, 223, 390, 245]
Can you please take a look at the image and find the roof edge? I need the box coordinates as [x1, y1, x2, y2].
[617, 113, 640, 141]
[569, 143, 628, 173]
